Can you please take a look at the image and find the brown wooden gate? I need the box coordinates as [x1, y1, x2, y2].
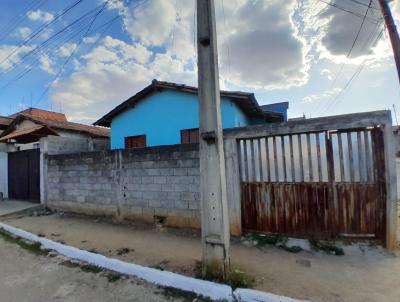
[239, 126, 387, 241]
[8, 149, 40, 203]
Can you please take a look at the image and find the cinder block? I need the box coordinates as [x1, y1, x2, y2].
[173, 168, 188, 176]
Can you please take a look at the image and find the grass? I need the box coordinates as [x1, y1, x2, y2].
[0, 229, 49, 256]
[60, 260, 104, 273]
[194, 261, 255, 290]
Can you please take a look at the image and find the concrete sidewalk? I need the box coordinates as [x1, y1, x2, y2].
[0, 200, 42, 217]
[2, 213, 400, 302]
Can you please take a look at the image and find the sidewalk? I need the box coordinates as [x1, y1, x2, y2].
[0, 200, 42, 217]
[3, 212, 400, 302]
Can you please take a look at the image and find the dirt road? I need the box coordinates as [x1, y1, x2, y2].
[0, 236, 192, 302]
[4, 213, 400, 302]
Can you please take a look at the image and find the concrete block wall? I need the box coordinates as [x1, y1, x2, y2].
[45, 136, 110, 155]
[46, 144, 202, 229]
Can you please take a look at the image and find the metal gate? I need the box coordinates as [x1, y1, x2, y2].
[238, 126, 387, 241]
[8, 149, 40, 203]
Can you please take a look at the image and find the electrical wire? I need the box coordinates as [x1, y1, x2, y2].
[0, 0, 85, 68]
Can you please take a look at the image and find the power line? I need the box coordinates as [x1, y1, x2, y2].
[313, 0, 374, 115]
[319, 28, 384, 115]
[2, 3, 107, 76]
[316, 0, 380, 24]
[35, 1, 111, 107]
[0, 0, 49, 43]
[347, 0, 372, 58]
[0, 0, 85, 69]
[36, 0, 149, 107]
[344, 0, 379, 10]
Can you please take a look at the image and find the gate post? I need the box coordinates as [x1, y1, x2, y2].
[224, 138, 242, 236]
[383, 114, 398, 250]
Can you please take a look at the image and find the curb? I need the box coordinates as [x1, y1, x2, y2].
[0, 223, 309, 302]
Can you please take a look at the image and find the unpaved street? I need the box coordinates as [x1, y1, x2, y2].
[0, 237, 189, 302]
[4, 213, 400, 302]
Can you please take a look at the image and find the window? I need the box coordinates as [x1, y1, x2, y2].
[181, 128, 199, 144]
[125, 135, 146, 149]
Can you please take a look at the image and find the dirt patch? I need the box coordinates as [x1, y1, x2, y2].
[3, 213, 400, 302]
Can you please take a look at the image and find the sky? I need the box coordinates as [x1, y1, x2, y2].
[0, 0, 399, 124]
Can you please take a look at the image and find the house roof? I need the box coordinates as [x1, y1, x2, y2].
[0, 116, 12, 127]
[94, 79, 284, 127]
[0, 125, 59, 144]
[10, 108, 67, 122]
[1, 114, 110, 139]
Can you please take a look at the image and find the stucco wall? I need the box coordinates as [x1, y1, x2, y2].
[0, 143, 7, 199]
[110, 90, 250, 149]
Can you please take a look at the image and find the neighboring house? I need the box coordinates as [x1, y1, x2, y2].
[0, 108, 110, 203]
[0, 116, 12, 137]
[0, 108, 110, 149]
[94, 80, 288, 149]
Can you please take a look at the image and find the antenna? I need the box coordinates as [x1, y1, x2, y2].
[393, 104, 399, 126]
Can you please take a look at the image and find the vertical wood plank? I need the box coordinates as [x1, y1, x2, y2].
[338, 133, 345, 182]
[298, 134, 304, 182]
[265, 137, 271, 182]
[307, 133, 313, 182]
[257, 138, 263, 181]
[273, 136, 279, 181]
[250, 139, 256, 181]
[316, 132, 322, 181]
[281, 136, 287, 181]
[364, 130, 372, 182]
[357, 131, 363, 182]
[347, 132, 354, 182]
[289, 135, 295, 182]
[243, 139, 249, 182]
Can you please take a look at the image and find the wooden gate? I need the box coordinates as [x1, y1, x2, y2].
[8, 149, 40, 203]
[238, 126, 387, 241]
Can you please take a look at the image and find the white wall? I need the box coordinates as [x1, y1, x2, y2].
[0, 143, 8, 199]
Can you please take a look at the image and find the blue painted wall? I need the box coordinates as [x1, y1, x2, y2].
[111, 90, 251, 149]
[263, 103, 288, 121]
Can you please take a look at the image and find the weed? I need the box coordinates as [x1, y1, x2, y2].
[226, 269, 255, 290]
[81, 264, 103, 273]
[310, 240, 345, 256]
[106, 273, 122, 283]
[59, 260, 103, 273]
[116, 247, 132, 255]
[194, 261, 255, 290]
[243, 232, 287, 246]
[161, 286, 216, 302]
[0, 229, 49, 256]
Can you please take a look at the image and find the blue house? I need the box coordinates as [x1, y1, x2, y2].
[94, 80, 288, 149]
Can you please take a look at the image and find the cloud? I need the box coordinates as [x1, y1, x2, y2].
[39, 54, 54, 74]
[0, 45, 34, 71]
[57, 43, 77, 58]
[300, 0, 394, 64]
[50, 36, 196, 123]
[302, 87, 342, 103]
[15, 27, 32, 39]
[83, 34, 100, 44]
[320, 68, 333, 80]
[27, 9, 54, 23]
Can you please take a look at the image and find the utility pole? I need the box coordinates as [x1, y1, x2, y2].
[377, 0, 400, 84]
[196, 0, 230, 279]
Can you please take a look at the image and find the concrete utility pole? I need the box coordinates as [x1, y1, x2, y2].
[196, 0, 230, 279]
[377, 0, 400, 84]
